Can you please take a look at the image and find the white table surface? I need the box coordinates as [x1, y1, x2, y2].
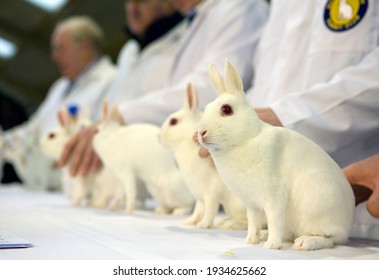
[1, 184, 379, 260]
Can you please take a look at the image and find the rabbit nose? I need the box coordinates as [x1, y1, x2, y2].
[199, 129, 207, 138]
[199, 129, 207, 140]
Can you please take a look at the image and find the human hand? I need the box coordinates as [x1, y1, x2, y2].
[192, 131, 214, 166]
[343, 154, 379, 218]
[59, 123, 102, 177]
[255, 108, 283, 127]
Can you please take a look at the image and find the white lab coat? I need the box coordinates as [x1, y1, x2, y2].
[248, 0, 379, 167]
[18, 56, 116, 139]
[105, 20, 187, 113]
[119, 0, 269, 125]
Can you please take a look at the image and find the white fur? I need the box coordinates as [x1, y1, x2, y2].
[3, 127, 61, 190]
[198, 59, 355, 250]
[39, 109, 119, 208]
[160, 84, 247, 229]
[92, 103, 194, 215]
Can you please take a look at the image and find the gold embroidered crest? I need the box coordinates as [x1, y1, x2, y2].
[324, 0, 368, 31]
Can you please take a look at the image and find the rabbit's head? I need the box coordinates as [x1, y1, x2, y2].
[160, 84, 203, 150]
[198, 59, 263, 152]
[39, 109, 76, 159]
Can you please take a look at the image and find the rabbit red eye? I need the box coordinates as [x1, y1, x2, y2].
[170, 118, 178, 126]
[221, 104, 233, 116]
[48, 133, 55, 139]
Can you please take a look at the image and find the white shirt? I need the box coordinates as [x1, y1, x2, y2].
[13, 56, 116, 139]
[119, 0, 269, 125]
[248, 0, 379, 167]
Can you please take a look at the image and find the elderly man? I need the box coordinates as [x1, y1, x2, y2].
[1, 16, 116, 187]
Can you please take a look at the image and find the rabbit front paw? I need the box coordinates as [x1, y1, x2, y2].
[71, 196, 84, 207]
[125, 202, 136, 214]
[154, 205, 171, 215]
[184, 216, 199, 226]
[90, 198, 108, 209]
[217, 217, 247, 230]
[264, 238, 283, 250]
[172, 206, 193, 216]
[245, 233, 260, 244]
[196, 219, 213, 229]
[259, 230, 268, 241]
[107, 198, 121, 211]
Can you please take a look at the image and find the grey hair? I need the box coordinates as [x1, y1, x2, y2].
[55, 16, 105, 54]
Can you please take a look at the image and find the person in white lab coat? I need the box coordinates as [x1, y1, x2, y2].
[247, 0, 379, 169]
[117, 0, 269, 125]
[105, 0, 186, 112]
[60, 0, 269, 177]
[5, 15, 116, 141]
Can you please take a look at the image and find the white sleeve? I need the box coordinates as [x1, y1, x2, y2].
[271, 47, 379, 163]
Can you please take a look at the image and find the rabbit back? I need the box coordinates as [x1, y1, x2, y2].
[94, 123, 193, 213]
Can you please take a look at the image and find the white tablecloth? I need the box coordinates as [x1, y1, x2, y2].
[1, 184, 378, 260]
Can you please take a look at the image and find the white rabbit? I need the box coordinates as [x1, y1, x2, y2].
[160, 84, 247, 229]
[197, 59, 355, 250]
[92, 102, 194, 215]
[3, 126, 61, 190]
[39, 108, 120, 208]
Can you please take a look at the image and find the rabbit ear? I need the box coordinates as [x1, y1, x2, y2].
[110, 104, 126, 125]
[224, 58, 244, 95]
[101, 100, 110, 122]
[208, 64, 225, 95]
[185, 83, 198, 113]
[57, 109, 69, 129]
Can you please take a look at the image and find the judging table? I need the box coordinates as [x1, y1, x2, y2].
[1, 184, 379, 260]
